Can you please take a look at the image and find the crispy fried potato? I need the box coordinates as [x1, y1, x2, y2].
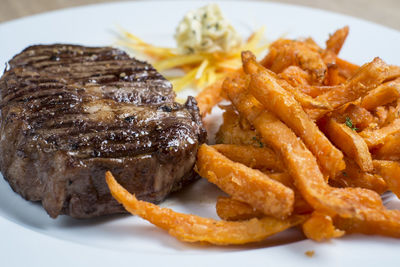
[212, 144, 284, 172]
[106, 171, 305, 245]
[225, 76, 384, 218]
[373, 160, 400, 198]
[216, 196, 264, 221]
[302, 212, 345, 241]
[360, 78, 400, 111]
[243, 52, 345, 178]
[330, 158, 387, 194]
[359, 118, 400, 148]
[320, 118, 373, 172]
[196, 144, 294, 218]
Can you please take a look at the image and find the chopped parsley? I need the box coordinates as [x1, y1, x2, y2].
[345, 117, 358, 131]
[342, 171, 348, 177]
[252, 136, 264, 148]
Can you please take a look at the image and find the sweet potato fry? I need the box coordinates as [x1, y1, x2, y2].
[373, 160, 400, 198]
[302, 212, 345, 241]
[298, 85, 337, 98]
[212, 144, 284, 172]
[265, 172, 313, 215]
[105, 171, 305, 245]
[261, 39, 327, 83]
[334, 210, 400, 238]
[320, 118, 373, 172]
[243, 52, 345, 178]
[375, 106, 389, 127]
[217, 195, 312, 222]
[375, 133, 400, 160]
[278, 66, 311, 87]
[325, 66, 347, 86]
[360, 78, 400, 111]
[331, 103, 376, 131]
[322, 26, 349, 68]
[359, 118, 400, 148]
[196, 144, 294, 218]
[215, 105, 261, 146]
[336, 58, 359, 79]
[330, 158, 387, 195]
[225, 76, 384, 218]
[325, 26, 349, 56]
[381, 99, 400, 126]
[308, 58, 399, 120]
[195, 78, 224, 116]
[216, 196, 264, 221]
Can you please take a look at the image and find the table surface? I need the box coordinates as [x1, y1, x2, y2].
[1, 0, 400, 31]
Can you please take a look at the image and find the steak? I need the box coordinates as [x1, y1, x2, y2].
[0, 44, 206, 218]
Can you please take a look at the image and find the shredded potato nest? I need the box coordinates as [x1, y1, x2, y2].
[116, 27, 269, 91]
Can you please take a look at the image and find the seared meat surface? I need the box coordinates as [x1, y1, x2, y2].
[0, 44, 206, 218]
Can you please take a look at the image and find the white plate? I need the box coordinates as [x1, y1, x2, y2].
[1, 1, 400, 266]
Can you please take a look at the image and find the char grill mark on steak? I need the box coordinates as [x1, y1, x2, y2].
[0, 44, 206, 218]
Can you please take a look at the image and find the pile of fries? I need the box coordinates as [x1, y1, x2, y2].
[107, 26, 400, 245]
[117, 27, 268, 92]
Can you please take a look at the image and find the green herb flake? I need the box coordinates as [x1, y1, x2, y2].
[252, 136, 264, 148]
[342, 171, 348, 177]
[345, 117, 358, 131]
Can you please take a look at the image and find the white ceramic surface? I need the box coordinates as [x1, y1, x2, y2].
[1, 1, 400, 266]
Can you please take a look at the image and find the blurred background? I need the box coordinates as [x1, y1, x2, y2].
[1, 0, 400, 30]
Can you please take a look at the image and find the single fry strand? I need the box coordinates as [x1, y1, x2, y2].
[216, 196, 264, 221]
[195, 78, 224, 116]
[359, 118, 400, 148]
[320, 118, 373, 172]
[336, 58, 359, 78]
[334, 210, 400, 238]
[196, 144, 294, 218]
[106, 171, 304, 245]
[325, 26, 349, 55]
[212, 144, 284, 172]
[360, 78, 400, 110]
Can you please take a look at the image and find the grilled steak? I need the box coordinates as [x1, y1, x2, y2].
[0, 44, 206, 218]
